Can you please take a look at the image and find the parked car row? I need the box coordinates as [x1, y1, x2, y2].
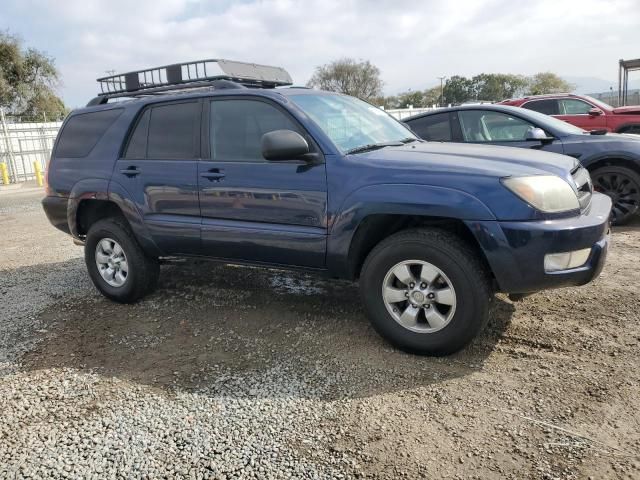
[44, 60, 612, 356]
[404, 104, 640, 224]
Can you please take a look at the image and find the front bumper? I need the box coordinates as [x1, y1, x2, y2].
[466, 192, 611, 294]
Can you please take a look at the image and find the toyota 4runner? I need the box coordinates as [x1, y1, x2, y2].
[42, 60, 612, 355]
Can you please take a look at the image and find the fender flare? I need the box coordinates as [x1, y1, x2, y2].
[326, 183, 496, 278]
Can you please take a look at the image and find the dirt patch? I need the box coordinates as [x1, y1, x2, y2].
[7, 193, 640, 478]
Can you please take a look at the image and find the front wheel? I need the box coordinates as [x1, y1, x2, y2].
[360, 228, 492, 355]
[591, 166, 640, 225]
[85, 218, 160, 303]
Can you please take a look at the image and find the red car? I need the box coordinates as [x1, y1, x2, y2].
[499, 94, 640, 134]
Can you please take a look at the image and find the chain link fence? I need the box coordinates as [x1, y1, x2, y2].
[0, 108, 63, 184]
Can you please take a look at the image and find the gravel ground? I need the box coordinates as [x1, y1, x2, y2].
[1, 189, 639, 479]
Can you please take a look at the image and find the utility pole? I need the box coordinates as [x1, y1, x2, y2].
[437, 76, 446, 107]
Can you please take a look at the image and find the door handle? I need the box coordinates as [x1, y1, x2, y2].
[120, 166, 141, 177]
[201, 169, 225, 181]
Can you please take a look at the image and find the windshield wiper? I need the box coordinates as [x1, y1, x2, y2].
[399, 137, 420, 144]
[346, 141, 404, 155]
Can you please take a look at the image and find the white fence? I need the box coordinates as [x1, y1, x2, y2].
[0, 112, 63, 183]
[384, 107, 436, 120]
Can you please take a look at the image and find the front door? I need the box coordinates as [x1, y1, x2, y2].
[113, 100, 201, 255]
[554, 98, 607, 132]
[454, 109, 565, 154]
[198, 97, 327, 268]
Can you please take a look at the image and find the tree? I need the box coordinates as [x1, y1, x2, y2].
[442, 75, 474, 105]
[422, 86, 442, 107]
[472, 73, 528, 101]
[307, 58, 383, 101]
[0, 32, 67, 121]
[526, 72, 574, 95]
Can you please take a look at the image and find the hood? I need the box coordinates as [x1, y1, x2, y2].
[612, 105, 640, 115]
[356, 141, 577, 179]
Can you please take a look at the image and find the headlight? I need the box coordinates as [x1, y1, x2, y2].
[502, 175, 579, 213]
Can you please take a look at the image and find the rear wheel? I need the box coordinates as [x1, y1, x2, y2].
[617, 125, 640, 135]
[359, 228, 492, 355]
[85, 218, 159, 303]
[591, 165, 640, 225]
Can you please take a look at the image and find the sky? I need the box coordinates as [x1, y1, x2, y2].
[1, 0, 639, 108]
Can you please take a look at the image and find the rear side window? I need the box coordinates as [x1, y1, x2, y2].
[56, 109, 123, 158]
[124, 110, 150, 159]
[406, 113, 452, 141]
[522, 99, 559, 115]
[124, 101, 199, 159]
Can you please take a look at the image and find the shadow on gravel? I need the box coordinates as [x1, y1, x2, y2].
[22, 259, 514, 400]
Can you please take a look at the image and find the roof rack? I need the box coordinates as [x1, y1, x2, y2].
[87, 59, 293, 106]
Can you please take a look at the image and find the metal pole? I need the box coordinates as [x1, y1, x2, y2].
[437, 76, 446, 107]
[0, 108, 18, 183]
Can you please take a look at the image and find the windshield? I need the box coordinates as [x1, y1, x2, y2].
[288, 93, 415, 153]
[518, 108, 587, 135]
[584, 95, 613, 111]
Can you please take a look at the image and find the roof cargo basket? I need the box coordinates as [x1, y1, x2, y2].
[88, 59, 293, 105]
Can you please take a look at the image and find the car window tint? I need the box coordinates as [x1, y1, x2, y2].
[124, 109, 150, 159]
[560, 99, 592, 114]
[458, 110, 536, 142]
[56, 109, 123, 158]
[522, 99, 559, 115]
[406, 113, 451, 141]
[147, 102, 199, 159]
[210, 99, 300, 162]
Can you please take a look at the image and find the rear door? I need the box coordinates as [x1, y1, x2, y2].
[405, 112, 453, 142]
[453, 109, 564, 154]
[113, 100, 201, 254]
[198, 96, 328, 268]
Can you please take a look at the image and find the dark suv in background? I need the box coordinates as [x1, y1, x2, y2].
[43, 60, 611, 355]
[405, 104, 640, 224]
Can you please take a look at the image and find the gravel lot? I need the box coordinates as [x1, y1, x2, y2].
[1, 187, 639, 479]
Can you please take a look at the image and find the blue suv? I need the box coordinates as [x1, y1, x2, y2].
[42, 60, 611, 355]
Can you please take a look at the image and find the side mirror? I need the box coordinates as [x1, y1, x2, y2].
[525, 127, 553, 142]
[588, 107, 603, 116]
[261, 130, 310, 161]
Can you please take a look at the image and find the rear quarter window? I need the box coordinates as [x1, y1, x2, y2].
[55, 109, 123, 158]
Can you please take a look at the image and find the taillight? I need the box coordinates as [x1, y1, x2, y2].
[44, 157, 53, 195]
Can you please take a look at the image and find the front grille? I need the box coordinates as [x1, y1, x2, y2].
[571, 166, 592, 210]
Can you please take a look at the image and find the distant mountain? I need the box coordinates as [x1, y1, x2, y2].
[564, 75, 640, 94]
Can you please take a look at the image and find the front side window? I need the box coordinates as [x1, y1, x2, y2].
[458, 110, 537, 142]
[522, 99, 559, 115]
[559, 99, 593, 115]
[210, 99, 300, 162]
[406, 113, 452, 141]
[288, 93, 414, 153]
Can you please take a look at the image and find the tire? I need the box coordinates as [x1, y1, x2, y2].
[359, 228, 492, 355]
[85, 217, 160, 303]
[590, 165, 640, 225]
[617, 125, 640, 135]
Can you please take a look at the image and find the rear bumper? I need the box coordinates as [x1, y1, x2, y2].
[42, 196, 71, 235]
[467, 192, 612, 294]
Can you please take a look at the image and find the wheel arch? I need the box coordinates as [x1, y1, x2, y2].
[345, 214, 493, 283]
[584, 156, 640, 177]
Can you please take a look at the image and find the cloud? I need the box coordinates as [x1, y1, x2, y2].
[2, 0, 639, 107]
